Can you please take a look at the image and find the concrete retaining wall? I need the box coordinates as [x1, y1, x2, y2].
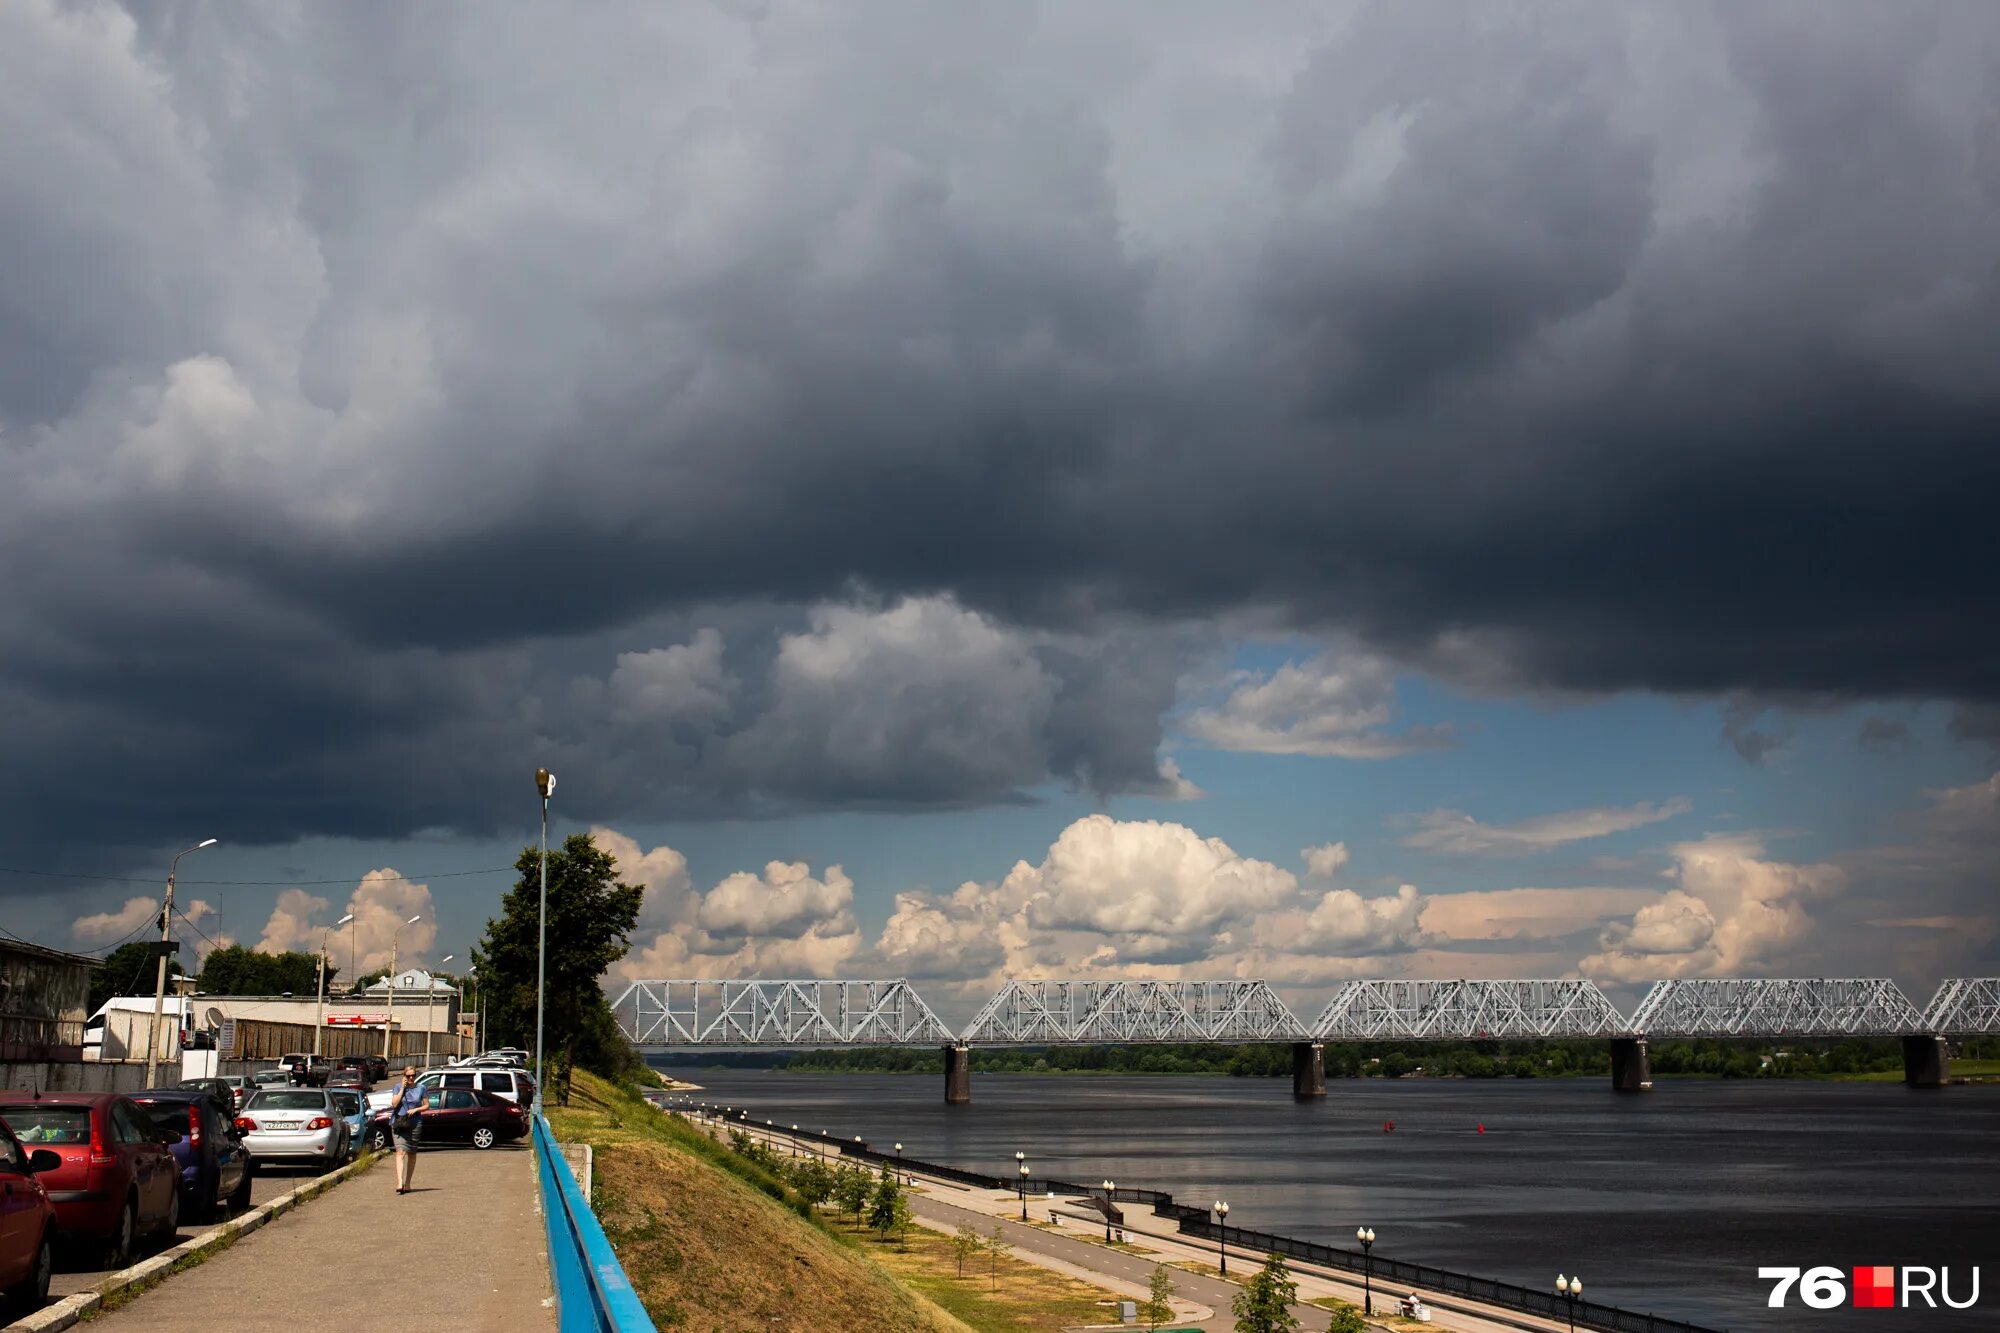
[0, 1059, 150, 1094]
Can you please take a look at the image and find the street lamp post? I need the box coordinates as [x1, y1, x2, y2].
[1102, 1179, 1116, 1244]
[1556, 1275, 1582, 1333]
[1019, 1163, 1030, 1219]
[894, 1142, 904, 1182]
[1357, 1227, 1377, 1315]
[314, 913, 356, 1057]
[534, 767, 556, 1114]
[791, 1125, 799, 1158]
[425, 955, 453, 1068]
[146, 838, 216, 1090]
[383, 913, 423, 1062]
[1214, 1201, 1230, 1275]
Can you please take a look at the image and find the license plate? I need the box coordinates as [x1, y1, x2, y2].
[265, 1121, 302, 1131]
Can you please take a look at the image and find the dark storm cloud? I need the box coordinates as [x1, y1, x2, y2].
[3, 0, 1998, 860]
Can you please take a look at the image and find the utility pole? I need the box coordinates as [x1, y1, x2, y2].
[535, 767, 556, 1113]
[382, 913, 422, 1063]
[147, 839, 215, 1090]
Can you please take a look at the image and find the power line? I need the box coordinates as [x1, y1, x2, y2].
[0, 864, 513, 887]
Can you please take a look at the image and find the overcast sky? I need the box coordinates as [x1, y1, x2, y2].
[5, 0, 1995, 1014]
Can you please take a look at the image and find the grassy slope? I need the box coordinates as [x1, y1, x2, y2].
[547, 1071, 977, 1333]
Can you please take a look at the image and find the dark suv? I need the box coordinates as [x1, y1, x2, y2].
[339, 1054, 387, 1083]
[131, 1090, 252, 1221]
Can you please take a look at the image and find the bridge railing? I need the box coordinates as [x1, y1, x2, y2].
[533, 1112, 656, 1333]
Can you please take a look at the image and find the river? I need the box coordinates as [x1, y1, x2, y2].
[652, 1065, 1998, 1329]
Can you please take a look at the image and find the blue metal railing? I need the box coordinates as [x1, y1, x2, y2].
[534, 1113, 657, 1333]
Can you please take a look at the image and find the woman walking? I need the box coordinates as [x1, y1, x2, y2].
[389, 1066, 428, 1194]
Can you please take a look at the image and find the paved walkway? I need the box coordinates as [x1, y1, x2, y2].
[89, 1143, 553, 1332]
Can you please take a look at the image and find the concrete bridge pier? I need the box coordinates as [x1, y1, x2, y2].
[1610, 1037, 1653, 1092]
[1901, 1035, 1948, 1087]
[1291, 1041, 1326, 1097]
[944, 1043, 972, 1104]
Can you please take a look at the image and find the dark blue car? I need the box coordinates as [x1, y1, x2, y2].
[132, 1089, 252, 1221]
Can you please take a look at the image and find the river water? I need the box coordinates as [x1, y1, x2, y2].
[654, 1066, 1998, 1330]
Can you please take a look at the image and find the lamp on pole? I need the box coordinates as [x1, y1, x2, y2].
[1214, 1201, 1230, 1275]
[1102, 1179, 1116, 1243]
[314, 913, 355, 1057]
[146, 838, 216, 1090]
[1556, 1275, 1581, 1333]
[383, 913, 423, 1062]
[534, 766, 556, 1114]
[1357, 1227, 1377, 1315]
[425, 955, 453, 1068]
[894, 1142, 904, 1183]
[1018, 1163, 1031, 1220]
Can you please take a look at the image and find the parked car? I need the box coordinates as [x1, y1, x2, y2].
[0, 1117, 59, 1312]
[362, 1088, 527, 1152]
[234, 1090, 349, 1168]
[275, 1054, 333, 1087]
[323, 1068, 367, 1092]
[182, 1075, 256, 1111]
[326, 1089, 368, 1154]
[131, 1090, 252, 1222]
[171, 1078, 240, 1113]
[0, 1092, 180, 1267]
[248, 1068, 293, 1089]
[338, 1054, 387, 1083]
[451, 1050, 525, 1068]
[366, 1067, 536, 1114]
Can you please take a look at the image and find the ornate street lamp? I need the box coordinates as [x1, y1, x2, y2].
[1557, 1274, 1583, 1333]
[1214, 1201, 1230, 1275]
[1018, 1162, 1031, 1220]
[1102, 1179, 1116, 1243]
[1357, 1227, 1377, 1315]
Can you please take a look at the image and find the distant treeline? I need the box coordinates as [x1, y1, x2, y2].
[779, 1036, 2000, 1080]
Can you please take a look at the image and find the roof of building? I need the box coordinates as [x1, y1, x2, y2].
[0, 938, 100, 969]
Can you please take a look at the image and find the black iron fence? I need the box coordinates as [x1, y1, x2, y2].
[686, 1104, 1717, 1333]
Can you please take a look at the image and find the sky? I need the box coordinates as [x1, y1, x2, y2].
[4, 0, 1996, 1023]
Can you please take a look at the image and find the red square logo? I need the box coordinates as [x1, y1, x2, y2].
[1853, 1266, 1895, 1308]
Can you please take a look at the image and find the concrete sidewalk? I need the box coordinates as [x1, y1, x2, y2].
[87, 1145, 553, 1332]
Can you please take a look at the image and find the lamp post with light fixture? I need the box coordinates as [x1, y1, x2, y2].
[314, 913, 356, 1057]
[1357, 1227, 1377, 1315]
[1019, 1163, 1031, 1219]
[534, 766, 555, 1112]
[146, 838, 216, 1090]
[425, 955, 453, 1067]
[383, 913, 423, 1061]
[1102, 1179, 1116, 1243]
[1556, 1274, 1582, 1333]
[1214, 1201, 1230, 1275]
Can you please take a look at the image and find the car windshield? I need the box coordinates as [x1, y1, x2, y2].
[328, 1092, 362, 1115]
[0, 1105, 92, 1143]
[246, 1091, 326, 1111]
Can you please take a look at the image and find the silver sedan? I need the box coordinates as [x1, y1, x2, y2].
[236, 1088, 351, 1167]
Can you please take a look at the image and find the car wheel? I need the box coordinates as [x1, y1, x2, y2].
[471, 1126, 497, 1150]
[105, 1198, 136, 1270]
[230, 1166, 253, 1213]
[367, 1126, 390, 1152]
[2, 1229, 51, 1310]
[156, 1187, 180, 1241]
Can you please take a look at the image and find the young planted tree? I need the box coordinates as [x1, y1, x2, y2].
[469, 833, 643, 1100]
[1232, 1252, 1302, 1333]
[793, 1159, 835, 1209]
[835, 1164, 872, 1220]
[988, 1223, 1011, 1292]
[867, 1165, 911, 1241]
[952, 1224, 981, 1277]
[1142, 1264, 1176, 1330]
[1323, 1301, 1367, 1333]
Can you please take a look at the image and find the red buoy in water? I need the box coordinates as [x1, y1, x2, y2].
[1477, 1123, 1485, 1134]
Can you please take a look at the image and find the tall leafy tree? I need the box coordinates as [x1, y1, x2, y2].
[470, 832, 643, 1100]
[1232, 1253, 1301, 1333]
[89, 941, 181, 1014]
[1142, 1265, 1176, 1330]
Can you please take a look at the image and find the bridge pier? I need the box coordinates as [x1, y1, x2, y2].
[1609, 1037, 1652, 1092]
[944, 1043, 972, 1104]
[1291, 1041, 1325, 1097]
[1901, 1035, 1948, 1088]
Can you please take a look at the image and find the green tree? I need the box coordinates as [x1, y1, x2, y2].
[470, 833, 643, 1100]
[867, 1166, 910, 1241]
[987, 1223, 1011, 1291]
[89, 941, 180, 1015]
[1142, 1264, 1176, 1330]
[834, 1164, 872, 1220]
[1323, 1301, 1366, 1333]
[1232, 1253, 1301, 1333]
[197, 944, 335, 996]
[793, 1159, 835, 1209]
[952, 1225, 981, 1277]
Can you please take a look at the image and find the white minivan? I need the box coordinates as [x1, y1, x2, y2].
[366, 1065, 536, 1113]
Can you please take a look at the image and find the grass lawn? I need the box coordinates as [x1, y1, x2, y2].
[828, 1216, 1121, 1332]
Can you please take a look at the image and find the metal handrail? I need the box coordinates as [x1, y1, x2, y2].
[534, 1113, 656, 1332]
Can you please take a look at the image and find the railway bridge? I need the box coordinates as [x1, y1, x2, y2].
[609, 975, 2000, 1102]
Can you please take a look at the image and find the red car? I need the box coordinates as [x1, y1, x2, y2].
[0, 1093, 181, 1268]
[362, 1087, 528, 1152]
[0, 1117, 59, 1312]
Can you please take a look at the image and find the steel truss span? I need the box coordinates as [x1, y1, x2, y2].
[960, 979, 1310, 1045]
[610, 979, 955, 1047]
[1628, 977, 1928, 1038]
[1309, 979, 1629, 1041]
[1923, 977, 2000, 1035]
